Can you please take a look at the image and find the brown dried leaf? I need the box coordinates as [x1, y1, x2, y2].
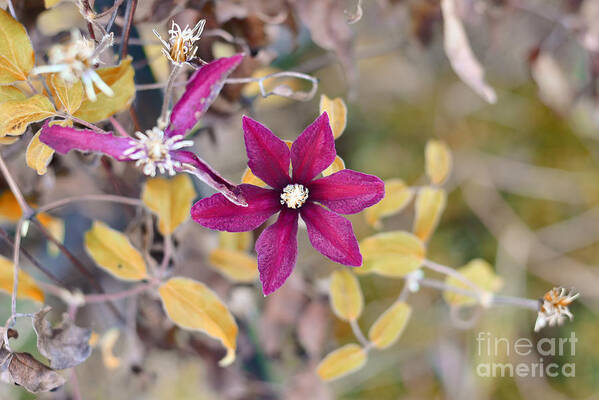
[441, 0, 496, 103]
[0, 351, 65, 393]
[32, 306, 92, 370]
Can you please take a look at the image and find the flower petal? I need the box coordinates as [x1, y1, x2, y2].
[242, 116, 290, 189]
[256, 209, 299, 295]
[172, 150, 246, 206]
[309, 169, 385, 214]
[190, 184, 280, 232]
[39, 121, 132, 160]
[290, 113, 336, 184]
[166, 54, 244, 137]
[300, 203, 362, 266]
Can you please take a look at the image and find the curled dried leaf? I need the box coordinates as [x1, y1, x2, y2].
[0, 350, 66, 393]
[441, 0, 497, 103]
[32, 306, 92, 370]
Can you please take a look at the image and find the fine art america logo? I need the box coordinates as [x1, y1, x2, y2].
[476, 332, 577, 378]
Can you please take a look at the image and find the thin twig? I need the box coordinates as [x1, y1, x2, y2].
[84, 282, 155, 303]
[120, 0, 138, 59]
[349, 319, 370, 348]
[6, 0, 16, 19]
[37, 194, 144, 214]
[0, 154, 32, 216]
[159, 64, 182, 126]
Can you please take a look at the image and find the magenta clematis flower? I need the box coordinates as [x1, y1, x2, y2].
[191, 113, 385, 295]
[39, 54, 246, 205]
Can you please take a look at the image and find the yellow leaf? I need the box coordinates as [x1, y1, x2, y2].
[319, 95, 347, 139]
[159, 277, 238, 366]
[316, 344, 367, 381]
[0, 94, 56, 136]
[44, 0, 62, 8]
[37, 212, 64, 256]
[0, 85, 26, 102]
[0, 255, 44, 302]
[364, 179, 414, 229]
[74, 57, 135, 123]
[218, 232, 252, 252]
[84, 221, 147, 281]
[209, 249, 257, 282]
[99, 329, 121, 370]
[26, 129, 54, 175]
[0, 191, 23, 223]
[368, 301, 412, 349]
[241, 167, 266, 187]
[425, 140, 452, 185]
[0, 137, 18, 145]
[0, 9, 34, 84]
[443, 259, 503, 306]
[413, 187, 447, 242]
[47, 73, 84, 115]
[322, 155, 345, 177]
[142, 174, 196, 235]
[358, 231, 425, 277]
[329, 269, 363, 321]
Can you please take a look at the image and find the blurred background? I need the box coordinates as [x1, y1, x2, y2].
[1, 0, 599, 399]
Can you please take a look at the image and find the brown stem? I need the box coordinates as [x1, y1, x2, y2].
[120, 0, 138, 59]
[0, 227, 66, 287]
[30, 218, 125, 322]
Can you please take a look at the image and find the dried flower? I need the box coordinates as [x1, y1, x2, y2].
[191, 113, 385, 295]
[154, 20, 206, 66]
[534, 287, 579, 332]
[39, 54, 246, 205]
[32, 30, 114, 102]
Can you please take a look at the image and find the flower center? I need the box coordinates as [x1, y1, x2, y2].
[280, 184, 309, 209]
[122, 127, 193, 177]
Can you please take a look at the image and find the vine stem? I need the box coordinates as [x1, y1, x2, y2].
[159, 234, 172, 276]
[58, 113, 108, 134]
[36, 194, 144, 214]
[0, 154, 32, 216]
[84, 282, 156, 303]
[422, 259, 481, 293]
[6, 0, 16, 19]
[159, 64, 182, 126]
[349, 319, 370, 348]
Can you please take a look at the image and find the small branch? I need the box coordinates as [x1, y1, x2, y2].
[84, 282, 155, 303]
[226, 71, 319, 102]
[120, 0, 138, 59]
[58, 113, 108, 134]
[349, 319, 370, 348]
[159, 65, 182, 127]
[0, 154, 32, 216]
[10, 219, 24, 318]
[159, 234, 172, 275]
[37, 194, 144, 214]
[6, 0, 16, 19]
[422, 259, 481, 293]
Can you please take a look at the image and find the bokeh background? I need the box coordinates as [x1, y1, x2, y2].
[1, 0, 599, 399]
